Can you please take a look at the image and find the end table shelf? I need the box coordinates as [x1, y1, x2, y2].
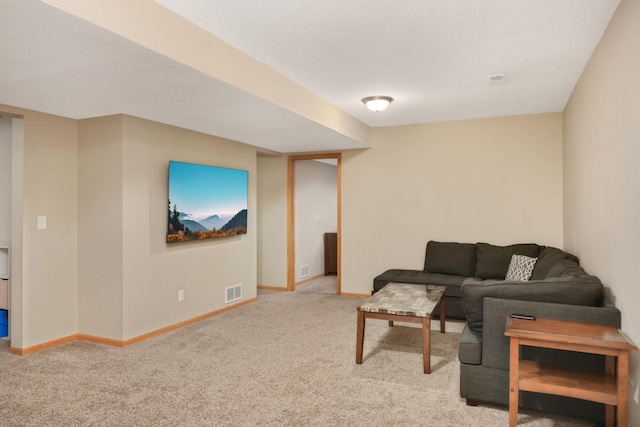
[505, 316, 637, 427]
[518, 360, 618, 405]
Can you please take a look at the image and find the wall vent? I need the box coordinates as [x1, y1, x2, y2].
[225, 284, 242, 304]
[300, 265, 310, 278]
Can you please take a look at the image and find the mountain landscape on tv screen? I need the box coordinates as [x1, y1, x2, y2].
[200, 214, 227, 231]
[221, 209, 247, 231]
[179, 219, 209, 232]
[167, 161, 249, 243]
[167, 206, 247, 242]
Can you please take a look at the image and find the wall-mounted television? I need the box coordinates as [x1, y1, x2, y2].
[167, 161, 248, 243]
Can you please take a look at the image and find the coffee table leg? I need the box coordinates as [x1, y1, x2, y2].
[440, 295, 446, 333]
[356, 310, 365, 365]
[423, 317, 431, 374]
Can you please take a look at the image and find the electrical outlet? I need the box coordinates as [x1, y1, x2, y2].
[178, 290, 184, 302]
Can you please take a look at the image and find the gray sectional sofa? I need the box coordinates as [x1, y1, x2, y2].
[372, 241, 621, 424]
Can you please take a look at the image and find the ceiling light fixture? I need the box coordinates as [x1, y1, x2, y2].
[362, 96, 393, 112]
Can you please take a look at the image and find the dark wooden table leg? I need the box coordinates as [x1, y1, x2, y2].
[605, 355, 615, 427]
[356, 310, 365, 365]
[423, 316, 431, 374]
[439, 295, 446, 333]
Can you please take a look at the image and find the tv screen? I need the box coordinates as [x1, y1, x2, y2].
[167, 161, 248, 243]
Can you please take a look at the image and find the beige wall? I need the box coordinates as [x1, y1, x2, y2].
[78, 114, 258, 341]
[10, 117, 24, 348]
[342, 113, 564, 295]
[23, 110, 78, 347]
[563, 0, 640, 421]
[0, 117, 11, 242]
[0, 105, 79, 349]
[120, 116, 257, 340]
[3, 107, 258, 348]
[257, 155, 288, 288]
[78, 115, 124, 339]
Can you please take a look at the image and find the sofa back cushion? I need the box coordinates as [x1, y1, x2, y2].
[461, 276, 604, 332]
[423, 241, 476, 277]
[530, 247, 580, 280]
[474, 243, 543, 280]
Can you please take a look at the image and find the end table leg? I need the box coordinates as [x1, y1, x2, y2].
[617, 351, 630, 427]
[509, 337, 519, 427]
[605, 355, 615, 427]
[423, 317, 431, 374]
[605, 405, 614, 427]
[356, 310, 365, 365]
[440, 296, 446, 333]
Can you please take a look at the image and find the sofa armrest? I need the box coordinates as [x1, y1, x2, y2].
[461, 276, 604, 332]
[481, 297, 621, 371]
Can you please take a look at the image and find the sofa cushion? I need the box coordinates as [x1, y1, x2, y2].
[505, 255, 537, 281]
[461, 276, 604, 332]
[474, 243, 543, 280]
[530, 247, 579, 280]
[545, 258, 588, 279]
[373, 269, 466, 297]
[423, 241, 476, 277]
[458, 325, 482, 365]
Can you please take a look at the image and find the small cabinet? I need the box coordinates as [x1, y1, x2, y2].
[324, 232, 337, 276]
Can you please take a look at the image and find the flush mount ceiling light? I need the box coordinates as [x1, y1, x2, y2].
[362, 96, 393, 112]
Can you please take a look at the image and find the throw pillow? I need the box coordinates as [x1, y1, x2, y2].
[505, 254, 537, 281]
[474, 243, 542, 279]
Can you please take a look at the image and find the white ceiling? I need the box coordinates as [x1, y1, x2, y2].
[0, 1, 620, 153]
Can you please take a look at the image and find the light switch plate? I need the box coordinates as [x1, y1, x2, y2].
[37, 216, 47, 229]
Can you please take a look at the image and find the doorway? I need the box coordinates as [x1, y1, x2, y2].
[287, 153, 341, 294]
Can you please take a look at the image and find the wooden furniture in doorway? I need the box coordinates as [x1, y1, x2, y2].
[323, 232, 337, 275]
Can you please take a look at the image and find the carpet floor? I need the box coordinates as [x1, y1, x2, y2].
[0, 287, 593, 426]
[295, 275, 338, 295]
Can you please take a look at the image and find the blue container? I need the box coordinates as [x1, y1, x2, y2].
[0, 309, 8, 338]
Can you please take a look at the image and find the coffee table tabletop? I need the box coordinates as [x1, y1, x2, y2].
[358, 282, 446, 317]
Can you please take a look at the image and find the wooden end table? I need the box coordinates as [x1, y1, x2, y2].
[356, 282, 446, 374]
[505, 316, 638, 427]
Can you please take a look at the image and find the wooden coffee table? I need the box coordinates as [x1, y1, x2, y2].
[356, 282, 446, 374]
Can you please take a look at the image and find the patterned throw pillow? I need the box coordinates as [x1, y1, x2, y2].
[505, 254, 538, 281]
